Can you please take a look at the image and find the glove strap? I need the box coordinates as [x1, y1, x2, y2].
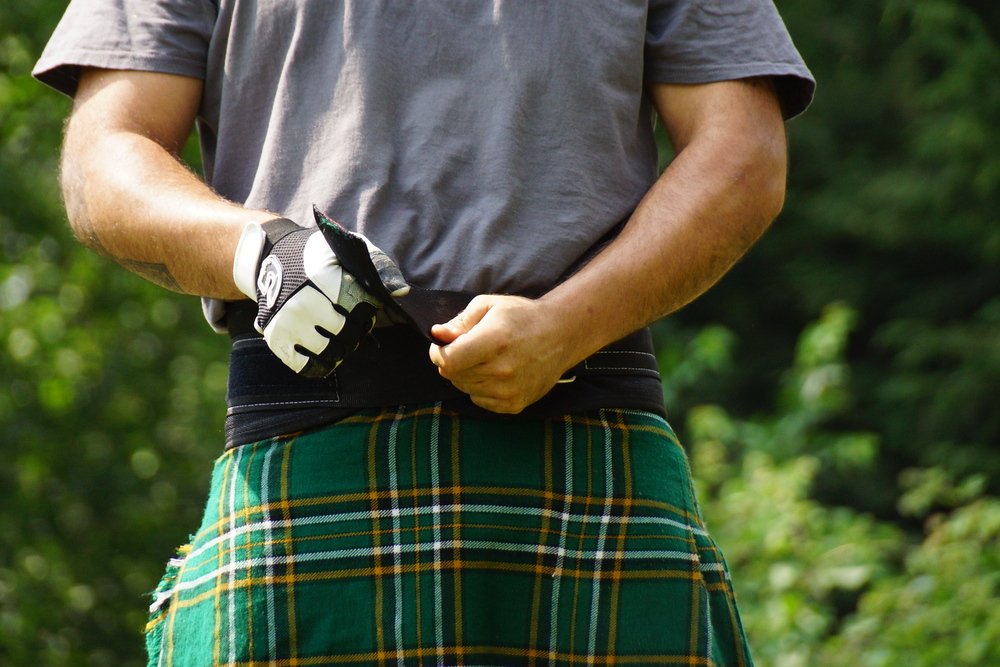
[232, 217, 302, 300]
[260, 217, 303, 246]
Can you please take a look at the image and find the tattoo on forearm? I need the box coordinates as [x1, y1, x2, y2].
[75, 215, 112, 259]
[117, 259, 183, 292]
[67, 192, 183, 292]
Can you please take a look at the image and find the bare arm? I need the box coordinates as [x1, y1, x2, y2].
[430, 77, 788, 413]
[540, 77, 787, 352]
[61, 68, 275, 298]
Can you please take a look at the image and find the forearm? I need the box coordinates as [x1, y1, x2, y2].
[428, 116, 786, 412]
[61, 129, 274, 299]
[429, 79, 788, 414]
[543, 131, 785, 361]
[60, 69, 274, 299]
[540, 80, 788, 368]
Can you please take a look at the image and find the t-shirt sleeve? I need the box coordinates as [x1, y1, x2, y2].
[645, 0, 815, 119]
[32, 0, 216, 97]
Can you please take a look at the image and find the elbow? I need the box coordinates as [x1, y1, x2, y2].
[740, 129, 788, 233]
[59, 158, 86, 240]
[760, 150, 788, 225]
[58, 146, 104, 254]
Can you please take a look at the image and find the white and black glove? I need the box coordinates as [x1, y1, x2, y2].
[233, 216, 409, 378]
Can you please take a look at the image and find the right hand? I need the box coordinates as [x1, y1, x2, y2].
[233, 217, 408, 378]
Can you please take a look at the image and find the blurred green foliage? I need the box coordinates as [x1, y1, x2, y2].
[1, 3, 229, 662]
[2, 0, 998, 664]
[659, 0, 1000, 511]
[684, 303, 999, 666]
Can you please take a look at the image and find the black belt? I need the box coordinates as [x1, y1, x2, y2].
[223, 221, 665, 448]
[225, 305, 664, 448]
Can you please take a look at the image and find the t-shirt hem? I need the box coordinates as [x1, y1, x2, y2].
[33, 50, 207, 98]
[644, 62, 816, 119]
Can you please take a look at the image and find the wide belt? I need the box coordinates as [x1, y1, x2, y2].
[223, 221, 664, 448]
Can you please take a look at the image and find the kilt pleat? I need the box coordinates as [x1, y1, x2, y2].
[145, 404, 753, 666]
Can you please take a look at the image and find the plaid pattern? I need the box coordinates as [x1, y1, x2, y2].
[145, 405, 753, 666]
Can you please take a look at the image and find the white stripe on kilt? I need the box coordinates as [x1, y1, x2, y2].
[548, 415, 574, 666]
[387, 407, 405, 667]
[226, 445, 245, 667]
[430, 404, 445, 663]
[586, 410, 615, 663]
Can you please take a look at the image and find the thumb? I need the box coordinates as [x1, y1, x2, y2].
[431, 296, 492, 344]
[367, 246, 410, 297]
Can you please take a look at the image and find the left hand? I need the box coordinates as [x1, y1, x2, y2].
[428, 294, 574, 414]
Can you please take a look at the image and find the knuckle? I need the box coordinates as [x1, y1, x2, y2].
[468, 294, 491, 309]
[493, 364, 516, 381]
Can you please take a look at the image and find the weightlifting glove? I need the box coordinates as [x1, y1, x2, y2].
[232, 213, 409, 378]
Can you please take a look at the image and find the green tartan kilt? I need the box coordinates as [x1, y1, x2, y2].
[145, 405, 753, 666]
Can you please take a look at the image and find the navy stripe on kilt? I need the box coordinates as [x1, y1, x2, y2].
[145, 405, 753, 666]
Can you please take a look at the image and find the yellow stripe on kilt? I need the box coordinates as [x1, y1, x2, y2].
[147, 407, 752, 666]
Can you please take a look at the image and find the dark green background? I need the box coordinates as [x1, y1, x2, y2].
[2, 1, 997, 664]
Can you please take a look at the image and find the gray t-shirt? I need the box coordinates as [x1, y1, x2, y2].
[35, 0, 813, 322]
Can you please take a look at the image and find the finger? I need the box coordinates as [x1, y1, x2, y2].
[429, 342, 447, 369]
[262, 287, 347, 369]
[303, 231, 343, 297]
[356, 231, 410, 297]
[370, 249, 410, 296]
[468, 393, 527, 415]
[430, 324, 461, 346]
[433, 367, 494, 392]
[428, 340, 498, 383]
[428, 342, 491, 377]
[430, 367, 520, 412]
[430, 295, 493, 345]
[297, 339, 345, 378]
